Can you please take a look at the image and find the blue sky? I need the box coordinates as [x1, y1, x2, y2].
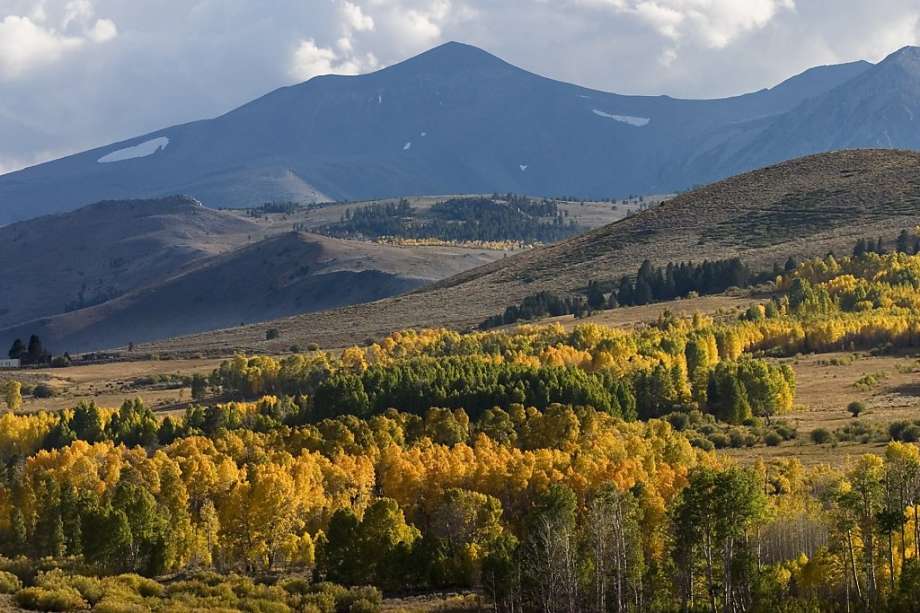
[1, 0, 918, 173]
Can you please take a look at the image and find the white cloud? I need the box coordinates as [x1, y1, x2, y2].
[289, 38, 379, 80]
[290, 39, 340, 79]
[595, 0, 795, 49]
[0, 1, 118, 81]
[89, 18, 117, 43]
[0, 15, 84, 80]
[342, 1, 374, 32]
[62, 0, 93, 29]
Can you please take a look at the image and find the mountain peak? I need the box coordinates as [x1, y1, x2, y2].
[878, 45, 920, 71]
[381, 40, 514, 76]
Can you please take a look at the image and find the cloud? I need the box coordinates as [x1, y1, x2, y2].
[585, 0, 795, 50]
[0, 1, 117, 81]
[289, 38, 378, 81]
[0, 15, 83, 79]
[342, 2, 374, 32]
[88, 18, 117, 43]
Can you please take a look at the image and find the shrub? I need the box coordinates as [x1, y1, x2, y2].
[339, 586, 382, 610]
[15, 586, 87, 611]
[0, 570, 21, 594]
[763, 432, 782, 447]
[34, 571, 103, 606]
[266, 328, 281, 340]
[112, 574, 163, 598]
[810, 428, 834, 444]
[32, 384, 56, 398]
[64, 575, 104, 605]
[94, 599, 148, 613]
[238, 597, 291, 613]
[708, 433, 731, 449]
[847, 401, 865, 418]
[696, 423, 716, 436]
[900, 424, 920, 443]
[727, 429, 746, 448]
[50, 356, 71, 368]
[854, 372, 886, 391]
[889, 421, 911, 441]
[770, 422, 797, 440]
[306, 343, 320, 352]
[347, 598, 379, 613]
[279, 577, 311, 595]
[309, 582, 349, 601]
[665, 412, 689, 432]
[689, 436, 714, 451]
[297, 592, 336, 613]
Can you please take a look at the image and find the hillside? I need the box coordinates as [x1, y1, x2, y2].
[0, 231, 509, 353]
[3, 195, 556, 353]
[0, 196, 258, 329]
[0, 42, 885, 223]
[142, 149, 920, 355]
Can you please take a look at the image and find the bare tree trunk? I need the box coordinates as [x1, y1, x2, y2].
[847, 529, 863, 603]
[723, 538, 733, 613]
[914, 503, 919, 561]
[705, 531, 718, 613]
[889, 530, 896, 593]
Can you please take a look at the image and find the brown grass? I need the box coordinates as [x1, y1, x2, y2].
[726, 350, 920, 466]
[3, 358, 222, 413]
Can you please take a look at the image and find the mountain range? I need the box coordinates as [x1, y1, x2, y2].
[4, 43, 920, 223]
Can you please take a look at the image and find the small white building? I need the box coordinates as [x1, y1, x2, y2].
[0, 359, 20, 369]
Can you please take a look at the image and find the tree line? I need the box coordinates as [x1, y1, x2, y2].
[482, 256, 769, 329]
[320, 195, 581, 244]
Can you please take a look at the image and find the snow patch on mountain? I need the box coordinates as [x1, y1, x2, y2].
[98, 137, 170, 163]
[591, 109, 650, 127]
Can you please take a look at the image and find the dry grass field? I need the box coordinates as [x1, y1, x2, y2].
[561, 293, 761, 329]
[4, 357, 222, 413]
[726, 350, 920, 466]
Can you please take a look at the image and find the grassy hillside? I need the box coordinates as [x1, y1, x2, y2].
[144, 149, 920, 355]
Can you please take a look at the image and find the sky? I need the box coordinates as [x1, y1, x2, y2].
[1, 0, 919, 174]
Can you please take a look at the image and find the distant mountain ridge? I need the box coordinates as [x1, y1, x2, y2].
[1, 42, 915, 223]
[0, 195, 508, 352]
